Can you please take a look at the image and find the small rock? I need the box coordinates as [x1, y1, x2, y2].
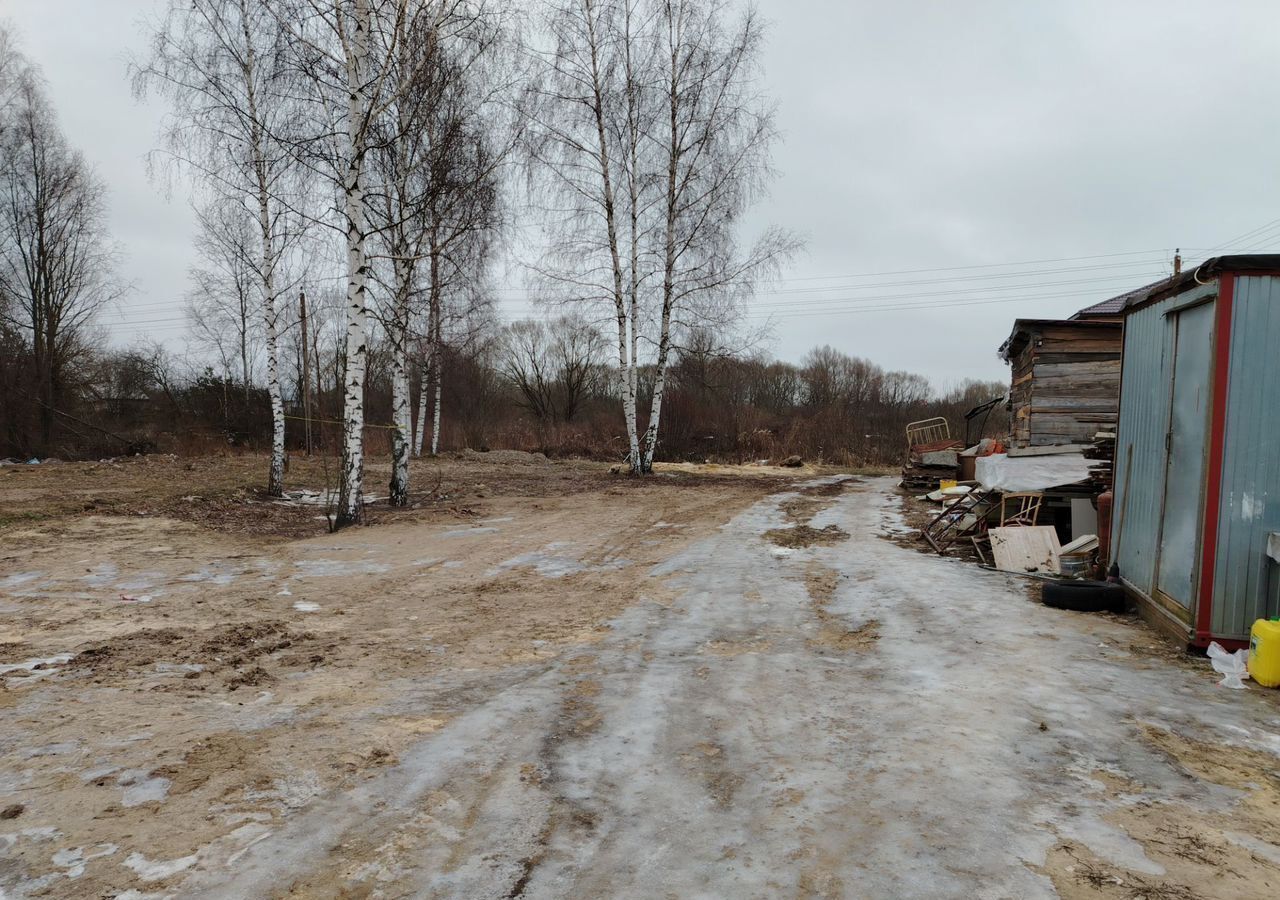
[1, 803, 24, 819]
[781, 455, 804, 468]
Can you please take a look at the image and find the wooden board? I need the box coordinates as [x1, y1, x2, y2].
[989, 526, 1061, 574]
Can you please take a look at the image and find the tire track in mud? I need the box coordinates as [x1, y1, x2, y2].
[178, 476, 862, 897]
[176, 476, 1280, 900]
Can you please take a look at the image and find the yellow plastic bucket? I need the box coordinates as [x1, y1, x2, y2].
[1248, 618, 1280, 688]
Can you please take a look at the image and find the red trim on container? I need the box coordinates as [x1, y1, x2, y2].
[1193, 273, 1234, 645]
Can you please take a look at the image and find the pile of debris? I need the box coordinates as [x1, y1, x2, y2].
[1084, 431, 1116, 492]
[900, 440, 962, 491]
[899, 417, 962, 491]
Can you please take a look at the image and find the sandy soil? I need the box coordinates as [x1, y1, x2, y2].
[0, 454, 795, 898]
[2, 461, 1279, 898]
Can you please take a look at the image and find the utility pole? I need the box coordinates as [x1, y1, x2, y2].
[299, 289, 313, 455]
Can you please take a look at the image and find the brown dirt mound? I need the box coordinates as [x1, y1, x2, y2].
[765, 524, 850, 548]
[71, 620, 312, 676]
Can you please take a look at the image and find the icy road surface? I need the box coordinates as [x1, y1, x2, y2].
[185, 477, 1280, 898]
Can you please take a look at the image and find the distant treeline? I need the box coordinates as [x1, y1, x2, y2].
[1, 315, 1005, 467]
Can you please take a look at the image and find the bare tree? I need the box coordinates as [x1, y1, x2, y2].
[501, 319, 559, 421]
[279, 0, 450, 526]
[527, 0, 794, 472]
[186, 198, 262, 407]
[0, 61, 122, 451]
[369, 0, 511, 504]
[526, 0, 650, 471]
[500, 314, 607, 423]
[638, 0, 796, 471]
[134, 0, 306, 496]
[551, 313, 608, 421]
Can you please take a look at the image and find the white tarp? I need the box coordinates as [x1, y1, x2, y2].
[974, 451, 1092, 492]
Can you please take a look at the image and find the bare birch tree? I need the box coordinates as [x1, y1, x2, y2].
[273, 0, 508, 524]
[527, 0, 794, 473]
[368, 0, 511, 503]
[187, 198, 262, 407]
[638, 0, 796, 471]
[134, 0, 306, 496]
[526, 0, 651, 471]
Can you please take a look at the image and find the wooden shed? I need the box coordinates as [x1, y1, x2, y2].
[999, 318, 1123, 448]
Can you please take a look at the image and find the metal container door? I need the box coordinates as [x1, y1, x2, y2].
[1155, 301, 1215, 612]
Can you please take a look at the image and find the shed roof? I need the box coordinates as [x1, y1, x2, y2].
[1071, 279, 1170, 319]
[999, 317, 1120, 361]
[1123, 254, 1280, 313]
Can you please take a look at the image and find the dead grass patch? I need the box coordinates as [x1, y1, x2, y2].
[809, 620, 881, 652]
[765, 524, 849, 548]
[804, 563, 840, 606]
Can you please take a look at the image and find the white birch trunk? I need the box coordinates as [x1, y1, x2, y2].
[640, 305, 672, 473]
[263, 275, 286, 494]
[388, 257, 412, 506]
[430, 293, 443, 456]
[242, 4, 285, 496]
[642, 30, 682, 476]
[413, 352, 429, 456]
[584, 2, 640, 471]
[255, 165, 284, 497]
[335, 0, 372, 528]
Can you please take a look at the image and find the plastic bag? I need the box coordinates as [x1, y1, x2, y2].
[1207, 641, 1251, 689]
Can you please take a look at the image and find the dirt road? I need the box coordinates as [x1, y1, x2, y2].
[3, 468, 1280, 898]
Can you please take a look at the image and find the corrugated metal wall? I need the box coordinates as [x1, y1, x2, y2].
[1112, 282, 1216, 602]
[1212, 275, 1280, 638]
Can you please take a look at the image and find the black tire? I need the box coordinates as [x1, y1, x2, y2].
[1041, 579, 1127, 613]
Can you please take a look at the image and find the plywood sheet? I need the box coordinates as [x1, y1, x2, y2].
[989, 526, 1061, 574]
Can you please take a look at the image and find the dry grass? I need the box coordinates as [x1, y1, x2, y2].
[0, 451, 811, 540]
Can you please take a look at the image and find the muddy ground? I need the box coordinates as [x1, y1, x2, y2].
[1, 456, 1279, 898]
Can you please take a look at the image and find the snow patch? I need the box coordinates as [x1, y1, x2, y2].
[292, 601, 320, 613]
[125, 850, 198, 881]
[0, 571, 43, 589]
[51, 842, 117, 878]
[117, 769, 171, 807]
[0, 653, 74, 676]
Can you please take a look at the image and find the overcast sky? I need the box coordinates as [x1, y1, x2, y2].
[6, 0, 1280, 387]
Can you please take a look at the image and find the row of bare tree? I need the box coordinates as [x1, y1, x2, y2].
[7, 2, 929, 527]
[0, 29, 124, 456]
[3, 303, 1005, 472]
[120, 0, 791, 529]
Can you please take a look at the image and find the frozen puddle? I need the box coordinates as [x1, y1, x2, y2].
[292, 559, 389, 578]
[52, 842, 117, 877]
[0, 571, 43, 590]
[178, 564, 241, 586]
[441, 526, 499, 538]
[488, 542, 630, 579]
[81, 563, 120, 587]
